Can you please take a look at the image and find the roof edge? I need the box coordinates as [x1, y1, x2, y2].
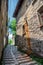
[13, 0, 24, 17]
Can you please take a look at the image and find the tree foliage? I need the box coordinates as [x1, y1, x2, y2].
[9, 19, 16, 35]
[8, 39, 13, 45]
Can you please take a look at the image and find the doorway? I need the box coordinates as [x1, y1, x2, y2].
[23, 21, 32, 54]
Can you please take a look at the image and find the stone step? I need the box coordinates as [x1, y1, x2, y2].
[15, 53, 24, 56]
[20, 61, 37, 65]
[15, 53, 27, 55]
[3, 57, 13, 59]
[17, 56, 31, 61]
[13, 52, 21, 54]
[2, 64, 15, 65]
[18, 58, 32, 64]
[16, 54, 28, 59]
[2, 60, 15, 64]
[3, 54, 12, 57]
[3, 58, 14, 61]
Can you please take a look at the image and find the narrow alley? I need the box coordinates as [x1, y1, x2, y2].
[0, 0, 43, 65]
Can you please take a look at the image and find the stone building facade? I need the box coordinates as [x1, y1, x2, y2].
[13, 0, 43, 57]
[0, 0, 8, 59]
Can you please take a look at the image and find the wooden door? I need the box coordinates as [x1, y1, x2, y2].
[23, 22, 32, 54]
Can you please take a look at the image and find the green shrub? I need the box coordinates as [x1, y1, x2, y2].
[8, 39, 13, 45]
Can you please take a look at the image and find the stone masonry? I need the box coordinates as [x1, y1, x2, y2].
[14, 0, 43, 57]
[0, 0, 8, 59]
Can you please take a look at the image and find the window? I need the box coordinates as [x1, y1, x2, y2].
[38, 6, 43, 27]
[41, 14, 43, 25]
[38, 13, 43, 27]
[32, 0, 37, 5]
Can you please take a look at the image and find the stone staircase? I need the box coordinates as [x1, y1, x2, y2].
[2, 45, 38, 65]
[13, 52, 38, 65]
[2, 45, 16, 65]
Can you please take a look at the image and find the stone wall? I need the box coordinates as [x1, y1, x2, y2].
[0, 0, 8, 59]
[27, 13, 43, 56]
[1, 0, 8, 46]
[16, 0, 43, 57]
[17, 0, 32, 22]
[26, 0, 43, 56]
[0, 12, 3, 60]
